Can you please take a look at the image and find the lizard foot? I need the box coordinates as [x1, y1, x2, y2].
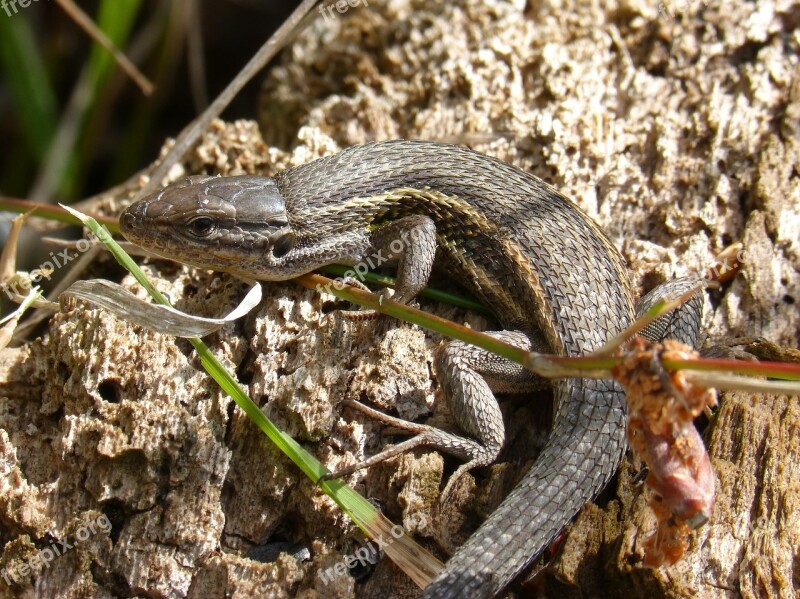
[337, 284, 399, 321]
[321, 400, 489, 487]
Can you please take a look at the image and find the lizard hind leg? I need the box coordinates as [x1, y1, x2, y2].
[434, 330, 544, 501]
[320, 399, 486, 485]
[324, 330, 546, 503]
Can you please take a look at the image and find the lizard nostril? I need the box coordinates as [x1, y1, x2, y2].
[120, 205, 145, 233]
[120, 212, 136, 232]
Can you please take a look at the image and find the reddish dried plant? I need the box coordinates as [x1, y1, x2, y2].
[614, 338, 717, 567]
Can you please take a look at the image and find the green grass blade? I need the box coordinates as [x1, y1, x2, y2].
[85, 0, 144, 97]
[0, 13, 57, 159]
[58, 0, 144, 197]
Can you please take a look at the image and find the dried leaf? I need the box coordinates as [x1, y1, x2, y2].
[60, 279, 262, 338]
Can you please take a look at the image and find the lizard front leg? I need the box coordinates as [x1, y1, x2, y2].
[337, 215, 437, 320]
[369, 214, 437, 305]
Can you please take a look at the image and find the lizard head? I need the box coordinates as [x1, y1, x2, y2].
[120, 175, 298, 280]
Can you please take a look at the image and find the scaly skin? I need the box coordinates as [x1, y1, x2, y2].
[121, 140, 638, 597]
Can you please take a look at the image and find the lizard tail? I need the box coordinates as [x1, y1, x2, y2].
[421, 377, 627, 599]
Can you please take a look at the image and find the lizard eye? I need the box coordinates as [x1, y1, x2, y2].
[187, 216, 216, 238]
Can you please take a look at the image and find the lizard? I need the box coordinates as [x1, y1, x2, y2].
[119, 139, 703, 598]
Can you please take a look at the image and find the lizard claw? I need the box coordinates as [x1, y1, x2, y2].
[336, 280, 396, 321]
[339, 308, 382, 321]
[316, 471, 338, 483]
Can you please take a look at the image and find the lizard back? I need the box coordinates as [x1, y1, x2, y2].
[275, 140, 635, 597]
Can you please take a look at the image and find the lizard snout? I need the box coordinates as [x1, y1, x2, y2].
[120, 202, 146, 235]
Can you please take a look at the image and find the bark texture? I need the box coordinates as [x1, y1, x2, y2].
[2, 0, 799, 597]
